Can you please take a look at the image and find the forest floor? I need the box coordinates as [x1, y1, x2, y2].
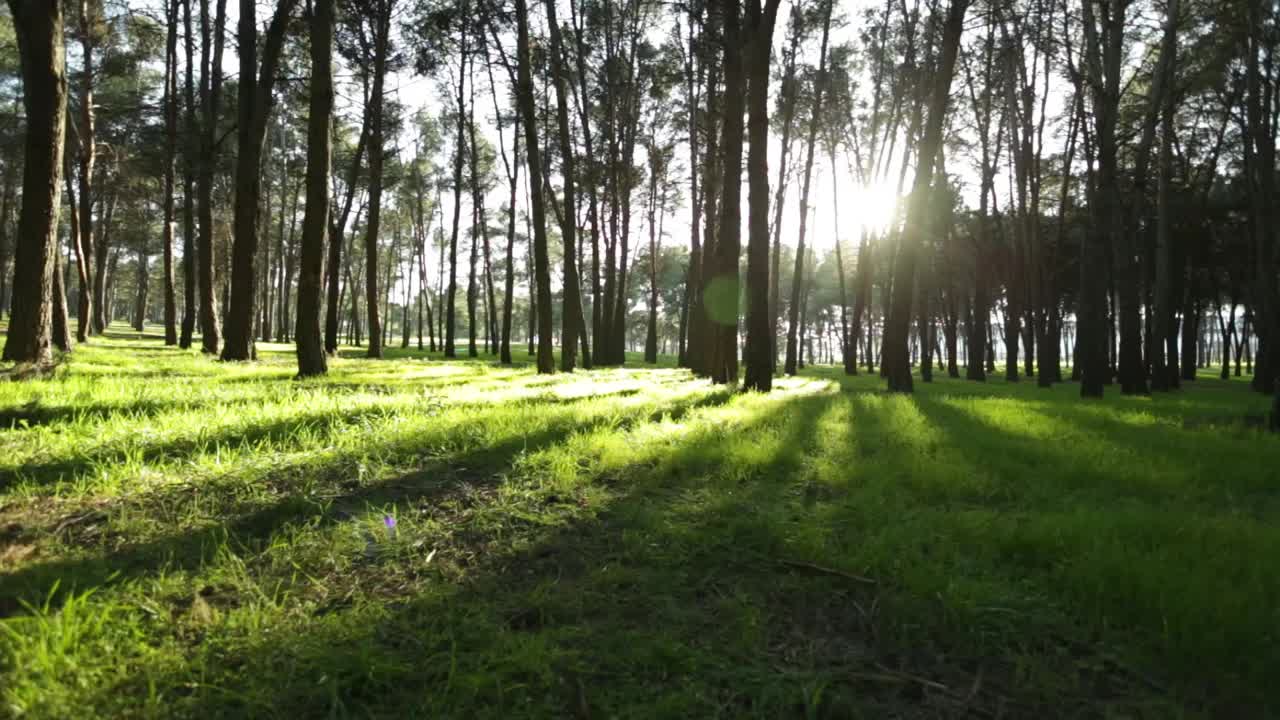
[0, 325, 1277, 718]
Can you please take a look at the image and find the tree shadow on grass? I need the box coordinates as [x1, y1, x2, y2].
[905, 394, 1275, 715]
[0, 398, 205, 429]
[0, 386, 739, 616]
[0, 403, 413, 493]
[153, 385, 1142, 718]
[121, 388, 849, 719]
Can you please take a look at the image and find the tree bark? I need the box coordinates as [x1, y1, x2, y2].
[362, 0, 392, 359]
[1077, 0, 1120, 398]
[2, 0, 67, 366]
[179, 0, 198, 348]
[161, 0, 179, 345]
[783, 0, 832, 376]
[741, 0, 783, 390]
[75, 0, 97, 341]
[546, 0, 588, 371]
[296, 0, 332, 377]
[197, 0, 227, 354]
[444, 20, 468, 359]
[705, 0, 746, 384]
[53, 244, 72, 351]
[514, 0, 554, 373]
[882, 0, 968, 392]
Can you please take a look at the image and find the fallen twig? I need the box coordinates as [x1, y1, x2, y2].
[775, 558, 878, 585]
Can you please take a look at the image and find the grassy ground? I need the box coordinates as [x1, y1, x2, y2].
[0, 325, 1276, 718]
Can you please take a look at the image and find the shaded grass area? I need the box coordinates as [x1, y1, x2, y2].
[0, 326, 1277, 718]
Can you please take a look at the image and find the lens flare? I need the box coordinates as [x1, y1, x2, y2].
[851, 181, 900, 234]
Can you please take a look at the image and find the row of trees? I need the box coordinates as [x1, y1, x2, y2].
[2, 0, 1277, 402]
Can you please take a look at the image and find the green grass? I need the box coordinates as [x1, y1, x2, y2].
[0, 325, 1276, 718]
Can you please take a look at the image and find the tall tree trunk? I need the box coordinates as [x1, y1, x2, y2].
[63, 128, 88, 343]
[133, 238, 149, 331]
[296, 0, 332, 377]
[0, 161, 15, 318]
[832, 152, 853, 375]
[677, 5, 703, 369]
[3, 0, 67, 366]
[1150, 0, 1178, 391]
[362, 0, 392, 359]
[1077, 0, 1120, 398]
[546, 0, 588, 371]
[514, 0, 554, 373]
[643, 149, 661, 364]
[162, 0, 179, 345]
[179, 0, 198, 348]
[742, 0, 783, 390]
[53, 244, 72, 351]
[784, 0, 831, 376]
[75, 0, 97, 341]
[222, 0, 297, 361]
[445, 23, 467, 359]
[197, 0, 227, 354]
[707, 0, 745, 385]
[466, 57, 480, 359]
[501, 112, 519, 364]
[324, 125, 369, 355]
[882, 0, 968, 392]
[767, 9, 800, 372]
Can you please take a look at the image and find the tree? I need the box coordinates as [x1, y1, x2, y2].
[2, 0, 67, 367]
[1077, 0, 1123, 398]
[545, 0, 588, 371]
[703, 0, 745, 385]
[741, 0, 783, 391]
[296, 0, 334, 377]
[513, 0, 553, 373]
[73, 0, 98, 341]
[179, 0, 197, 348]
[196, 0, 227, 354]
[354, 0, 396, 359]
[161, 0, 179, 344]
[221, 0, 299, 361]
[783, 0, 832, 377]
[881, 0, 968, 393]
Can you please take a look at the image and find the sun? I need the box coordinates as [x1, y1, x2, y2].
[850, 180, 900, 234]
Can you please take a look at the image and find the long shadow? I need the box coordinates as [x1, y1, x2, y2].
[123, 389, 843, 718]
[159, 387, 1151, 717]
[0, 395, 264, 430]
[0, 386, 739, 615]
[907, 395, 1274, 713]
[0, 394, 200, 427]
[0, 402, 431, 493]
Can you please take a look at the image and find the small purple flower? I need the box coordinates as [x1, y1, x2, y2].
[384, 516, 397, 530]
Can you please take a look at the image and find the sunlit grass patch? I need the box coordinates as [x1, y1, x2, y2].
[0, 326, 1277, 717]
